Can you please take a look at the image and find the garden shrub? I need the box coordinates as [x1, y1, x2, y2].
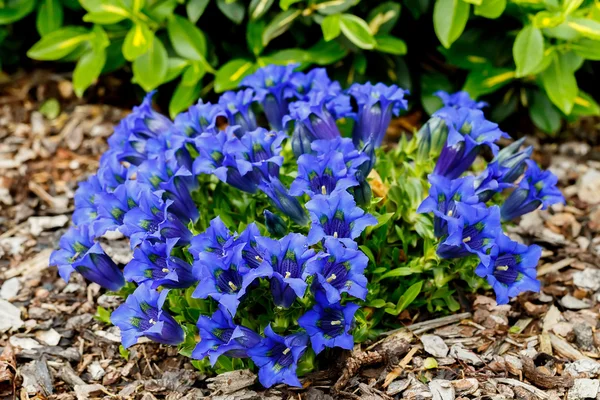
[50, 64, 563, 387]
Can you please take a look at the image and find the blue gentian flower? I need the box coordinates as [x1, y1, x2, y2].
[348, 82, 408, 148]
[255, 233, 316, 308]
[49, 224, 124, 291]
[189, 216, 237, 267]
[305, 238, 368, 304]
[124, 238, 195, 289]
[435, 91, 487, 110]
[298, 293, 358, 354]
[92, 180, 146, 236]
[264, 210, 287, 237]
[475, 234, 541, 304]
[473, 162, 515, 203]
[289, 150, 358, 197]
[417, 174, 481, 238]
[437, 203, 502, 266]
[218, 89, 258, 135]
[492, 137, 533, 184]
[235, 223, 265, 269]
[73, 175, 102, 227]
[501, 160, 564, 221]
[247, 325, 308, 388]
[111, 282, 184, 348]
[259, 177, 309, 226]
[122, 190, 192, 248]
[288, 68, 339, 99]
[285, 91, 342, 141]
[241, 64, 297, 130]
[145, 129, 191, 170]
[174, 100, 226, 137]
[192, 305, 262, 365]
[305, 191, 377, 246]
[97, 151, 127, 192]
[416, 116, 447, 160]
[311, 137, 369, 173]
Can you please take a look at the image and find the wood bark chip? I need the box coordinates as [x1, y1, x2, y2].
[521, 356, 574, 389]
[0, 344, 17, 397]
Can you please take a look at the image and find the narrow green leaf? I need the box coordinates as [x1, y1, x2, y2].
[214, 59, 255, 93]
[262, 8, 301, 46]
[186, 0, 209, 23]
[433, 0, 470, 49]
[321, 14, 341, 41]
[567, 18, 600, 40]
[541, 53, 578, 114]
[217, 0, 245, 24]
[164, 58, 190, 83]
[0, 0, 36, 24]
[513, 25, 544, 77]
[570, 38, 600, 60]
[463, 67, 515, 97]
[562, 0, 583, 14]
[132, 36, 168, 92]
[131, 0, 145, 13]
[181, 62, 205, 86]
[385, 281, 423, 315]
[122, 23, 153, 61]
[167, 15, 208, 61]
[367, 1, 401, 34]
[37, 0, 64, 36]
[73, 47, 106, 97]
[572, 91, 600, 116]
[258, 48, 309, 65]
[249, 0, 274, 20]
[306, 39, 348, 65]
[247, 19, 266, 56]
[27, 27, 91, 60]
[374, 34, 407, 55]
[169, 80, 202, 118]
[339, 13, 376, 49]
[474, 0, 505, 19]
[82, 11, 127, 24]
[279, 0, 301, 10]
[529, 90, 561, 135]
[314, 0, 357, 15]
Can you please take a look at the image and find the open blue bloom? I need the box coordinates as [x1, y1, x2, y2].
[92, 181, 145, 236]
[417, 174, 481, 238]
[437, 203, 502, 266]
[122, 190, 192, 248]
[224, 127, 285, 180]
[174, 100, 226, 137]
[189, 216, 237, 268]
[348, 82, 408, 148]
[290, 150, 358, 197]
[433, 107, 507, 179]
[192, 305, 262, 365]
[475, 234, 541, 304]
[305, 191, 377, 246]
[306, 238, 368, 304]
[241, 64, 297, 130]
[285, 91, 342, 141]
[49, 224, 124, 291]
[111, 282, 184, 348]
[235, 223, 265, 269]
[501, 160, 564, 221]
[73, 175, 102, 227]
[124, 238, 195, 289]
[192, 250, 273, 316]
[435, 91, 487, 110]
[259, 177, 309, 226]
[311, 137, 369, 173]
[288, 68, 339, 99]
[218, 89, 258, 135]
[473, 163, 514, 203]
[298, 293, 358, 354]
[255, 233, 316, 307]
[97, 151, 127, 192]
[247, 325, 308, 388]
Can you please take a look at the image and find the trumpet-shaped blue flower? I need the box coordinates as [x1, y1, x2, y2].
[435, 91, 487, 110]
[49, 224, 124, 291]
[298, 293, 358, 354]
[492, 138, 532, 184]
[189, 216, 237, 267]
[124, 238, 195, 289]
[174, 100, 226, 137]
[241, 64, 297, 130]
[255, 233, 316, 307]
[264, 210, 287, 237]
[288, 68, 340, 99]
[311, 137, 369, 172]
[285, 91, 342, 141]
[290, 150, 358, 197]
[224, 127, 285, 180]
[305, 191, 377, 246]
[92, 181, 146, 236]
[73, 175, 102, 227]
[475, 234, 541, 304]
[306, 238, 368, 304]
[348, 82, 408, 148]
[111, 282, 184, 348]
[97, 151, 127, 192]
[235, 223, 265, 269]
[501, 160, 564, 221]
[218, 89, 258, 134]
[192, 305, 262, 365]
[437, 203, 502, 266]
[247, 325, 308, 388]
[259, 177, 309, 226]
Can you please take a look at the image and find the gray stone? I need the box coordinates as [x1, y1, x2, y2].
[565, 360, 600, 377]
[74, 384, 106, 400]
[449, 345, 483, 366]
[0, 299, 24, 332]
[561, 295, 592, 310]
[0, 277, 21, 299]
[66, 313, 93, 330]
[573, 268, 600, 291]
[573, 323, 595, 352]
[568, 379, 599, 400]
[421, 334, 449, 358]
[206, 369, 256, 395]
[35, 329, 61, 346]
[429, 380, 455, 400]
[387, 378, 411, 396]
[88, 361, 105, 381]
[9, 336, 42, 350]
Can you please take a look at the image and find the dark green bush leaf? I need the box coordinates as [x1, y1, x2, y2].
[339, 13, 376, 49]
[186, 0, 209, 23]
[217, 0, 245, 24]
[474, 0, 505, 18]
[367, 1, 401, 34]
[0, 0, 36, 24]
[249, 0, 274, 20]
[463, 67, 515, 97]
[433, 0, 470, 49]
[385, 281, 423, 315]
[73, 46, 107, 96]
[37, 0, 64, 36]
[306, 39, 348, 64]
[279, 0, 301, 10]
[572, 90, 600, 116]
[529, 90, 561, 135]
[132, 36, 168, 92]
[165, 58, 190, 82]
[181, 62, 205, 86]
[82, 10, 127, 24]
[123, 23, 153, 61]
[374, 34, 407, 55]
[167, 15, 207, 61]
[513, 25, 544, 77]
[247, 19, 265, 56]
[314, 0, 357, 15]
[169, 79, 202, 118]
[214, 59, 255, 93]
[262, 8, 301, 46]
[259, 48, 309, 65]
[27, 26, 91, 60]
[541, 52, 578, 114]
[321, 14, 341, 41]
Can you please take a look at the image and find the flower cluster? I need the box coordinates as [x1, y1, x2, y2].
[418, 92, 564, 304]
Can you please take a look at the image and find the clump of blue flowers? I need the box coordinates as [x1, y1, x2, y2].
[51, 64, 564, 388]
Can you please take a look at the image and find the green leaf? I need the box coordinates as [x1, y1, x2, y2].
[181, 62, 205, 86]
[164, 57, 190, 83]
[186, 0, 209, 23]
[339, 13, 376, 49]
[513, 25, 544, 77]
[27, 26, 91, 60]
[169, 79, 202, 118]
[529, 90, 561, 135]
[0, 0, 36, 24]
[102, 38, 127, 73]
[567, 18, 600, 40]
[367, 2, 401, 34]
[37, 0, 64, 36]
[73, 46, 107, 97]
[541, 53, 578, 114]
[562, 0, 583, 14]
[374, 34, 407, 55]
[314, 0, 357, 15]
[132, 36, 168, 92]
[119, 345, 130, 361]
[259, 48, 310, 65]
[131, 0, 144, 13]
[82, 10, 127, 24]
[533, 11, 564, 29]
[214, 59, 255, 93]
[570, 38, 600, 60]
[249, 0, 274, 20]
[262, 8, 301, 46]
[543, 23, 579, 40]
[572, 90, 600, 116]
[385, 281, 423, 315]
[474, 0, 505, 19]
[433, 0, 470, 49]
[321, 14, 341, 41]
[123, 23, 153, 61]
[217, 0, 245, 24]
[95, 306, 111, 324]
[167, 15, 208, 61]
[463, 67, 515, 97]
[39, 98, 61, 119]
[247, 19, 265, 56]
[307, 39, 348, 64]
[279, 0, 301, 10]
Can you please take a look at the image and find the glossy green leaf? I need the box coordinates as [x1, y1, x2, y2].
[543, 23, 579, 40]
[532, 11, 564, 29]
[37, 0, 64, 36]
[385, 281, 423, 315]
[259, 48, 309, 65]
[0, 0, 36, 24]
[529, 90, 561, 135]
[306, 39, 348, 64]
[541, 53, 578, 114]
[217, 0, 245, 24]
[123, 23, 153, 61]
[249, 0, 274, 20]
[367, 2, 401, 34]
[567, 18, 600, 40]
[164, 58, 190, 83]
[433, 0, 470, 48]
[247, 19, 265, 56]
[474, 0, 505, 19]
[131, 0, 144, 13]
[513, 25, 544, 77]
[27, 26, 91, 60]
[572, 91, 600, 116]
[463, 67, 515, 97]
[339, 13, 376, 49]
[82, 10, 127, 24]
[102, 39, 127, 73]
[562, 0, 583, 14]
[132, 36, 168, 92]
[169, 80, 202, 118]
[73, 46, 107, 97]
[181, 62, 205, 86]
[167, 15, 207, 61]
[145, 0, 177, 21]
[321, 14, 341, 41]
[186, 0, 209, 23]
[214, 59, 255, 93]
[39, 98, 61, 119]
[374, 34, 407, 55]
[262, 8, 301, 46]
[570, 38, 600, 60]
[279, 0, 301, 10]
[314, 0, 357, 15]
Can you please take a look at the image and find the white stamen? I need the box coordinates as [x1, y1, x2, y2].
[284, 271, 291, 279]
[463, 236, 471, 243]
[496, 265, 509, 271]
[149, 318, 156, 325]
[255, 255, 263, 263]
[326, 273, 337, 283]
[447, 210, 453, 217]
[321, 185, 327, 195]
[228, 281, 238, 291]
[333, 231, 338, 238]
[162, 268, 169, 273]
[282, 347, 291, 355]
[330, 320, 341, 326]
